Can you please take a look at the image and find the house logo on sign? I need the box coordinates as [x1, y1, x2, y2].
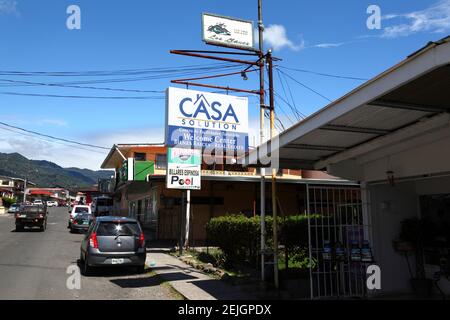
[179, 94, 241, 131]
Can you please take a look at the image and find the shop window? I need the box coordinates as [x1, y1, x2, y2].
[155, 154, 167, 169]
[134, 152, 146, 161]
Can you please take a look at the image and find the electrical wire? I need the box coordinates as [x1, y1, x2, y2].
[276, 68, 332, 102]
[276, 65, 368, 81]
[0, 92, 165, 99]
[275, 69, 303, 121]
[0, 79, 165, 93]
[0, 121, 110, 150]
[0, 63, 238, 77]
[0, 126, 108, 155]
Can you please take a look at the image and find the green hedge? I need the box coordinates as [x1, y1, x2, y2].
[206, 214, 318, 268]
[1, 197, 16, 208]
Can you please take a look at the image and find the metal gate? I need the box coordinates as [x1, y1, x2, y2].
[306, 185, 373, 299]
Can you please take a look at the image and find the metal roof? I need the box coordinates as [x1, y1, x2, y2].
[246, 36, 450, 171]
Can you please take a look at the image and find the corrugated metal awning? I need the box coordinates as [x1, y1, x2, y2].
[246, 36, 450, 171]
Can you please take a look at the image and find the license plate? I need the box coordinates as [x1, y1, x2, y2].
[111, 258, 124, 265]
[19, 215, 27, 218]
[83, 221, 89, 225]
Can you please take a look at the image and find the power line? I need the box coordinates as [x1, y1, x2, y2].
[276, 65, 368, 81]
[0, 126, 108, 155]
[0, 92, 165, 99]
[0, 79, 165, 93]
[275, 69, 303, 121]
[0, 121, 110, 150]
[0, 63, 238, 77]
[276, 68, 332, 102]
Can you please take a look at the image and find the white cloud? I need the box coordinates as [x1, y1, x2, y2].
[86, 127, 165, 147]
[37, 119, 68, 127]
[0, 0, 18, 15]
[263, 24, 304, 51]
[381, 0, 450, 38]
[311, 42, 347, 49]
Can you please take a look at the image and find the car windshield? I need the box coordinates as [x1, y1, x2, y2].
[96, 221, 140, 237]
[75, 207, 89, 213]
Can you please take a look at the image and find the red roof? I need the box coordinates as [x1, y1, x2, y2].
[29, 190, 53, 196]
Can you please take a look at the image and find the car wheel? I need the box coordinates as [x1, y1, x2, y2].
[15, 225, 23, 232]
[83, 254, 91, 276]
[136, 265, 146, 274]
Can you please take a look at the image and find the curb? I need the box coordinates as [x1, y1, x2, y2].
[147, 268, 189, 300]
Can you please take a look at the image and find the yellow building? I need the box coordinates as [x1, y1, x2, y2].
[101, 144, 355, 245]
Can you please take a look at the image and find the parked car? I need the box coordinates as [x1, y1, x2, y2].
[8, 203, 21, 214]
[46, 200, 58, 207]
[80, 216, 146, 275]
[33, 199, 44, 206]
[70, 213, 93, 233]
[15, 205, 48, 232]
[68, 205, 91, 229]
[91, 196, 113, 217]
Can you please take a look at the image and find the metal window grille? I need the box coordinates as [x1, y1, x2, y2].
[306, 185, 373, 299]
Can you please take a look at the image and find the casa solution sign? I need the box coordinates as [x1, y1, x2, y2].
[166, 147, 201, 190]
[165, 87, 249, 152]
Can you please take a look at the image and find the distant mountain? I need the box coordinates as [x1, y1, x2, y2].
[0, 152, 114, 189]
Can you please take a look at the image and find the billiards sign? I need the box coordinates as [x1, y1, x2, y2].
[166, 148, 202, 190]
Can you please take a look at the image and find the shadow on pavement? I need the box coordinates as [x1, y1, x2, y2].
[188, 279, 256, 300]
[110, 274, 164, 289]
[153, 271, 198, 282]
[11, 228, 43, 233]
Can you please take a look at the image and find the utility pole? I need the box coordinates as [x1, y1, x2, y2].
[257, 0, 267, 282]
[22, 178, 27, 203]
[267, 49, 279, 289]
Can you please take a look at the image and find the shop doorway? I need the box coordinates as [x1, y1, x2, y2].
[306, 185, 373, 299]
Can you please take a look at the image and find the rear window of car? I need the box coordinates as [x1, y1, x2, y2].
[96, 221, 140, 236]
[75, 207, 89, 213]
[76, 213, 91, 220]
[23, 206, 44, 213]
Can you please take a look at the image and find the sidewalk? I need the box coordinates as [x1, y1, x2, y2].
[145, 249, 258, 300]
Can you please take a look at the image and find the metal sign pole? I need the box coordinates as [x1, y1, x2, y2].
[179, 191, 185, 256]
[184, 189, 191, 249]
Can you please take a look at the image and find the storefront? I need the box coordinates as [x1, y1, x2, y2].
[246, 36, 450, 298]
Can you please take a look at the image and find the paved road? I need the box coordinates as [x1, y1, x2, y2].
[0, 207, 177, 300]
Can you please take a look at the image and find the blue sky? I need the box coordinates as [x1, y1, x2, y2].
[0, 0, 449, 169]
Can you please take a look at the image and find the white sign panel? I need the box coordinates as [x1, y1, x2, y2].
[202, 13, 255, 51]
[166, 148, 201, 190]
[166, 87, 249, 152]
